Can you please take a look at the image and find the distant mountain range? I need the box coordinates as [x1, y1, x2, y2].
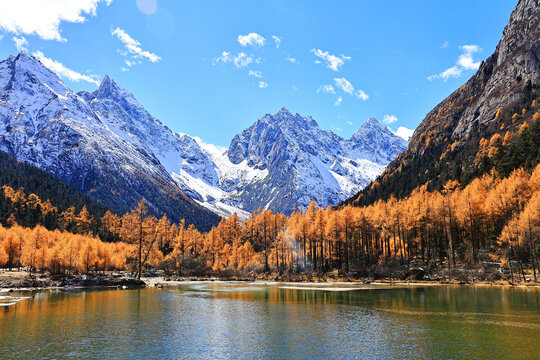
[346, 0, 540, 206]
[0, 52, 407, 226]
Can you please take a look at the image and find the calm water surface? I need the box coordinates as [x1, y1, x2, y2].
[0, 282, 539, 359]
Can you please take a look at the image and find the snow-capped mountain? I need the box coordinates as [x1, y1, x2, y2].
[0, 52, 407, 221]
[0, 52, 220, 230]
[220, 108, 406, 214]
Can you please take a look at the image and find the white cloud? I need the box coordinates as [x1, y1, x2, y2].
[238, 33, 265, 47]
[355, 90, 369, 101]
[346, 121, 353, 126]
[33, 50, 100, 86]
[383, 114, 398, 124]
[441, 41, 449, 48]
[428, 44, 481, 81]
[457, 45, 481, 70]
[394, 126, 414, 141]
[328, 77, 369, 101]
[317, 84, 336, 94]
[311, 49, 350, 71]
[111, 27, 161, 65]
[213, 51, 253, 68]
[334, 97, 342, 107]
[248, 70, 262, 78]
[12, 36, 28, 52]
[124, 59, 140, 67]
[292, 85, 298, 90]
[234, 53, 252, 68]
[287, 57, 297, 64]
[0, 34, 4, 41]
[272, 35, 281, 49]
[258, 81, 268, 88]
[0, 0, 112, 42]
[334, 77, 354, 94]
[213, 51, 231, 65]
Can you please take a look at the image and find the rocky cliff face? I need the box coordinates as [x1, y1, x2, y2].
[347, 0, 540, 206]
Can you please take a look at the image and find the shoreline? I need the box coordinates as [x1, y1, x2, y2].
[142, 276, 540, 289]
[1, 271, 539, 294]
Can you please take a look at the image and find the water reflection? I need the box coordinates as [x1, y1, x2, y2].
[0, 284, 538, 360]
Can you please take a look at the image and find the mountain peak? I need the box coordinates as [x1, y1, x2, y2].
[0, 51, 68, 95]
[352, 118, 390, 138]
[14, 51, 33, 62]
[276, 107, 292, 116]
[362, 117, 384, 128]
[264, 107, 320, 128]
[95, 75, 130, 100]
[12, 52, 43, 70]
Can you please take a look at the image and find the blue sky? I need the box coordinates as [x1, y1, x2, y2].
[0, 0, 516, 146]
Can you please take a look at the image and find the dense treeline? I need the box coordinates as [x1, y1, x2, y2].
[0, 224, 132, 275]
[1, 164, 539, 281]
[0, 150, 109, 219]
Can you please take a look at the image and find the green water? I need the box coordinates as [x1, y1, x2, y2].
[0, 283, 539, 359]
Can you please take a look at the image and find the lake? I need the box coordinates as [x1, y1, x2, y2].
[1, 282, 539, 359]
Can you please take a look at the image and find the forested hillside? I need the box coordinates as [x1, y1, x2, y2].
[0, 150, 109, 225]
[346, 0, 539, 207]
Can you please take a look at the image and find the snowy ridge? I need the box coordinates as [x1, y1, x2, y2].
[0, 52, 219, 229]
[0, 52, 408, 220]
[223, 108, 406, 214]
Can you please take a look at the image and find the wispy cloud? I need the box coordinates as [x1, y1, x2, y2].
[355, 90, 369, 101]
[0, 0, 112, 42]
[327, 78, 369, 101]
[441, 40, 449, 48]
[111, 26, 161, 70]
[238, 33, 265, 47]
[317, 84, 336, 94]
[12, 35, 28, 52]
[334, 77, 354, 94]
[287, 57, 297, 64]
[318, 78, 369, 105]
[311, 49, 350, 71]
[214, 51, 253, 68]
[214, 51, 231, 65]
[248, 70, 262, 78]
[383, 114, 398, 124]
[272, 35, 281, 49]
[258, 81, 268, 88]
[428, 44, 481, 81]
[234, 53, 253, 68]
[33, 50, 100, 86]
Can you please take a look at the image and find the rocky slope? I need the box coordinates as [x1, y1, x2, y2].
[221, 108, 406, 214]
[346, 0, 540, 206]
[0, 53, 220, 230]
